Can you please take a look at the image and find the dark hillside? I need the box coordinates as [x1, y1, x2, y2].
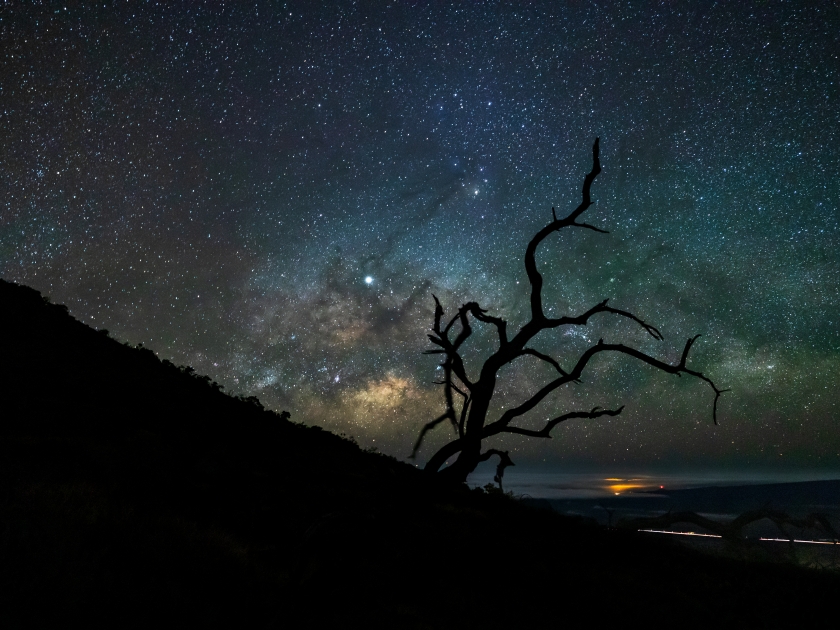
[1, 278, 352, 448]
[0, 278, 428, 626]
[1, 278, 839, 629]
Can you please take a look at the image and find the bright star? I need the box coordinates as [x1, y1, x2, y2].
[365, 276, 373, 284]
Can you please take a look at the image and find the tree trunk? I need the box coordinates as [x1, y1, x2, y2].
[424, 384, 494, 483]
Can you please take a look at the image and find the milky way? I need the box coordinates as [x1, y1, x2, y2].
[2, 2, 838, 475]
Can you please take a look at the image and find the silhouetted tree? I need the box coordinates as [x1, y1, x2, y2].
[412, 139, 726, 485]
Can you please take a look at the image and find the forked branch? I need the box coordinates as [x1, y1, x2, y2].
[415, 139, 726, 484]
[428, 295, 473, 390]
[488, 336, 724, 435]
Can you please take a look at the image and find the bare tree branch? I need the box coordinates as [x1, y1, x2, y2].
[450, 382, 468, 399]
[451, 309, 472, 349]
[523, 137, 601, 321]
[517, 347, 571, 377]
[570, 136, 602, 221]
[427, 297, 474, 390]
[413, 360, 464, 458]
[543, 299, 663, 340]
[569, 222, 609, 234]
[600, 336, 728, 424]
[478, 449, 515, 491]
[587, 339, 725, 423]
[463, 302, 509, 347]
[410, 410, 455, 460]
[458, 396, 471, 439]
[487, 406, 624, 439]
[432, 294, 444, 334]
[489, 337, 723, 433]
[441, 363, 455, 413]
[422, 437, 464, 476]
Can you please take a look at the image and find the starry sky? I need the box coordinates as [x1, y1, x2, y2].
[2, 1, 839, 479]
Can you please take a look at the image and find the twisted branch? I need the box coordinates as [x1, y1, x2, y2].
[487, 406, 624, 439]
[524, 138, 601, 321]
[463, 302, 509, 347]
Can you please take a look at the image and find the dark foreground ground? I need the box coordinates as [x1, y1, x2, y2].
[2, 277, 839, 629]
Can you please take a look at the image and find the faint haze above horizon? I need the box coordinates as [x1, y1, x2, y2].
[467, 468, 840, 500]
[2, 2, 838, 475]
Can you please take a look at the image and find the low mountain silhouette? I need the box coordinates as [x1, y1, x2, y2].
[1, 278, 838, 629]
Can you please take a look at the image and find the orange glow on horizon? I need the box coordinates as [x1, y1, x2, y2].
[607, 483, 644, 494]
[602, 477, 664, 495]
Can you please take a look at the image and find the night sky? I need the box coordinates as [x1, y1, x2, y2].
[3, 2, 839, 480]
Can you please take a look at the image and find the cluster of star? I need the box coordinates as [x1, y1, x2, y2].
[1, 2, 838, 471]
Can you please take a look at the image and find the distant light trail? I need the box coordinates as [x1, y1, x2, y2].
[640, 529, 721, 538]
[640, 530, 839, 545]
[758, 538, 838, 545]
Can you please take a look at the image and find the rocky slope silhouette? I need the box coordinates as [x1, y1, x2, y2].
[1, 278, 837, 629]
